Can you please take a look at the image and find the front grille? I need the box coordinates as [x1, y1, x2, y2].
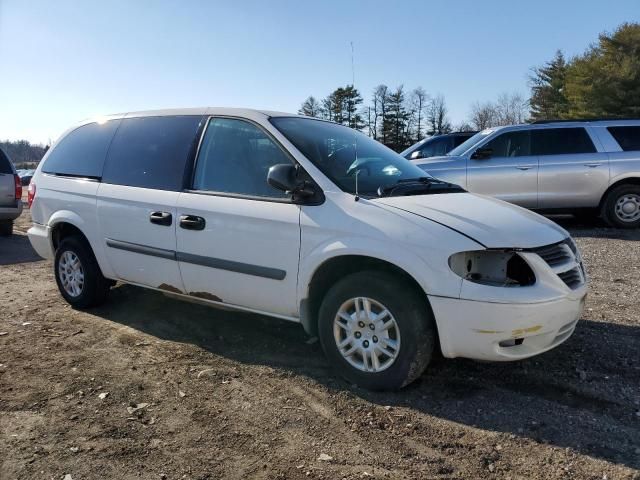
[558, 267, 583, 289]
[531, 241, 572, 267]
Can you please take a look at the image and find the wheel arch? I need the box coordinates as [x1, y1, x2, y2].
[600, 176, 640, 208]
[300, 254, 433, 338]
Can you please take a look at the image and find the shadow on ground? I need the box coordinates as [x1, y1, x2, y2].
[0, 232, 43, 265]
[94, 283, 640, 470]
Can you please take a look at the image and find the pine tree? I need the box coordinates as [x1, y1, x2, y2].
[382, 86, 411, 151]
[529, 50, 569, 121]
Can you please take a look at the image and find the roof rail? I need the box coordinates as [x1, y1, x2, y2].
[532, 118, 640, 124]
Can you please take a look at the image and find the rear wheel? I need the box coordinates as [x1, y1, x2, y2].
[601, 184, 640, 229]
[0, 220, 13, 236]
[54, 236, 111, 308]
[318, 270, 436, 390]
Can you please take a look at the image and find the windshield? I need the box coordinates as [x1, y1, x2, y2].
[271, 117, 432, 196]
[447, 129, 494, 156]
[399, 137, 429, 157]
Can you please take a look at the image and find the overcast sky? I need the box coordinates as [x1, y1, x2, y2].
[1, 0, 638, 144]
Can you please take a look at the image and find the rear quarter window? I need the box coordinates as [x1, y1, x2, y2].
[0, 148, 12, 174]
[102, 116, 203, 191]
[607, 126, 640, 152]
[42, 120, 121, 178]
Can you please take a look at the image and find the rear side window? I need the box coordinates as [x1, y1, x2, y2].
[607, 126, 640, 152]
[102, 116, 202, 191]
[0, 148, 12, 174]
[532, 128, 596, 156]
[42, 121, 120, 178]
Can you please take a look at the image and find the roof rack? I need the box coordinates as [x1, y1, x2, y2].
[532, 118, 640, 124]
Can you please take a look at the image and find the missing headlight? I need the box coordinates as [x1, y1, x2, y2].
[449, 250, 535, 287]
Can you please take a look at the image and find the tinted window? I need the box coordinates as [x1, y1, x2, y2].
[42, 121, 120, 178]
[408, 136, 451, 159]
[103, 116, 202, 191]
[453, 133, 475, 147]
[483, 130, 531, 157]
[0, 148, 12, 174]
[193, 118, 292, 198]
[532, 128, 595, 155]
[607, 126, 640, 152]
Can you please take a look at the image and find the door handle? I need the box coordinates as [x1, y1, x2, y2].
[149, 211, 172, 226]
[179, 215, 206, 231]
[584, 163, 602, 168]
[516, 165, 535, 170]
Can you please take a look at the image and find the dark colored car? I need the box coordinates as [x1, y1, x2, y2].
[401, 131, 478, 160]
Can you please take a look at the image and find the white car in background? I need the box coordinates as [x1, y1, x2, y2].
[28, 108, 586, 390]
[0, 148, 23, 236]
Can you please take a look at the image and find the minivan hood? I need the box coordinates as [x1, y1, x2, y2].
[375, 192, 568, 249]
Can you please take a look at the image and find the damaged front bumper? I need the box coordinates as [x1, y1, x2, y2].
[429, 292, 586, 361]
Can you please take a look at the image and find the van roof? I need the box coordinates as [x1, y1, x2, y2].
[80, 107, 301, 125]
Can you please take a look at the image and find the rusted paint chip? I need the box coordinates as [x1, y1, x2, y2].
[158, 283, 182, 294]
[189, 291, 222, 303]
[474, 329, 504, 334]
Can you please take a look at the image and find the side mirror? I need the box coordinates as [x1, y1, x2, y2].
[267, 164, 317, 200]
[471, 147, 493, 160]
[409, 150, 423, 160]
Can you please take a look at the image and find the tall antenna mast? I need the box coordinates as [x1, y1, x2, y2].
[351, 41, 360, 202]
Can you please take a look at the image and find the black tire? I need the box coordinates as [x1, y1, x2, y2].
[54, 236, 111, 308]
[601, 184, 640, 229]
[318, 270, 436, 391]
[0, 220, 13, 236]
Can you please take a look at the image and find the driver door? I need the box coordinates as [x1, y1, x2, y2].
[467, 130, 538, 208]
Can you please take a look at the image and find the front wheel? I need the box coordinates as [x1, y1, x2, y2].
[318, 271, 436, 390]
[601, 184, 640, 229]
[54, 236, 111, 308]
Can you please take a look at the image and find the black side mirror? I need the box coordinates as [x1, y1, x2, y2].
[267, 164, 317, 201]
[471, 147, 493, 160]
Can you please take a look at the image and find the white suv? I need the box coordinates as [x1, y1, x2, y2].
[27, 108, 587, 390]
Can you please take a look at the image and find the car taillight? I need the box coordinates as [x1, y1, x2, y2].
[28, 182, 36, 208]
[14, 174, 22, 201]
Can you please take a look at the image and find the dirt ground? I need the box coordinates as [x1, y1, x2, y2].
[1, 202, 639, 480]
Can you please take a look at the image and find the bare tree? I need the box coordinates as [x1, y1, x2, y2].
[494, 92, 529, 125]
[426, 94, 452, 135]
[409, 87, 429, 141]
[470, 101, 498, 130]
[372, 84, 389, 142]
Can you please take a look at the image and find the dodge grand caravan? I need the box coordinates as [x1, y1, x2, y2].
[413, 120, 640, 228]
[27, 108, 587, 390]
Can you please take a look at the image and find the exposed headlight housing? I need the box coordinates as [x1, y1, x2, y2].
[449, 250, 535, 287]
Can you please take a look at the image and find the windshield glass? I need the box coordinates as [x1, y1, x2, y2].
[447, 129, 494, 156]
[399, 137, 429, 157]
[271, 117, 432, 196]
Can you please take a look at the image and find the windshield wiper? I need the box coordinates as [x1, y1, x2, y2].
[377, 177, 465, 197]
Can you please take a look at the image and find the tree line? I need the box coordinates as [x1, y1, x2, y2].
[0, 140, 49, 167]
[300, 22, 639, 151]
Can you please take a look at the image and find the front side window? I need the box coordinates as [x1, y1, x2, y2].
[102, 116, 202, 191]
[271, 117, 431, 196]
[532, 128, 596, 156]
[192, 118, 292, 198]
[42, 120, 121, 178]
[447, 129, 494, 157]
[483, 130, 531, 157]
[607, 126, 640, 152]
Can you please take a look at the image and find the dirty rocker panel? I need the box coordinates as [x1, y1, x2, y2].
[105, 238, 286, 280]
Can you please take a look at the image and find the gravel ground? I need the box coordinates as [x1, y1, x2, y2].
[1, 204, 639, 480]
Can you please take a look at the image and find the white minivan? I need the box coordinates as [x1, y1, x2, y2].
[28, 108, 587, 390]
